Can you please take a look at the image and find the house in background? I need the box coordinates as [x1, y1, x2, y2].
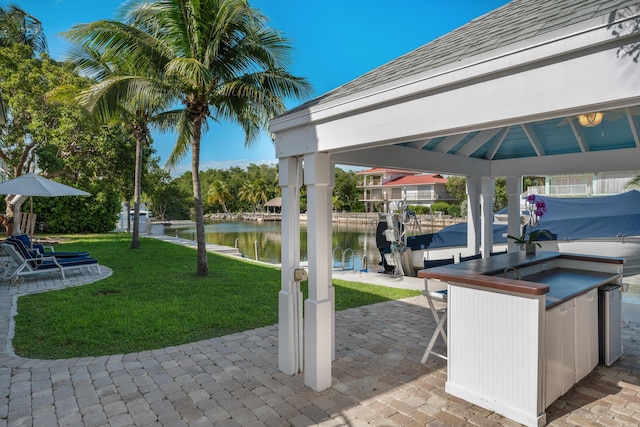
[356, 168, 457, 212]
[527, 170, 640, 197]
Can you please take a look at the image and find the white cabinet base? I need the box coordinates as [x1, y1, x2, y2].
[446, 284, 546, 427]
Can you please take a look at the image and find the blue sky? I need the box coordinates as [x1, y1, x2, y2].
[15, 0, 510, 175]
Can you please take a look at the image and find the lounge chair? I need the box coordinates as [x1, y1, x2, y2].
[0, 240, 100, 285]
[7, 234, 90, 258]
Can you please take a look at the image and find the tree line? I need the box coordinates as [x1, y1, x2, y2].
[147, 168, 549, 220]
[148, 164, 365, 219]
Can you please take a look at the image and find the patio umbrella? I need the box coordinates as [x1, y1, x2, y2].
[0, 173, 91, 234]
[0, 173, 91, 197]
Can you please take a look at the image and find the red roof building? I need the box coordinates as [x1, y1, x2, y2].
[356, 168, 457, 212]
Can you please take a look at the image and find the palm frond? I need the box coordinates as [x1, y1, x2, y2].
[164, 110, 194, 168]
[165, 57, 212, 88]
[152, 109, 187, 133]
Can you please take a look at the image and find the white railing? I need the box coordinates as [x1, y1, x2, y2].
[525, 185, 591, 197]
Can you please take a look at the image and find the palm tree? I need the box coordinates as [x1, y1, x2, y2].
[63, 28, 175, 249]
[64, 0, 310, 275]
[238, 181, 256, 212]
[0, 3, 47, 54]
[207, 180, 232, 213]
[251, 178, 270, 212]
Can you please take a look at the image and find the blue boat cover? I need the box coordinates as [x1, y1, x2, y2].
[407, 190, 640, 250]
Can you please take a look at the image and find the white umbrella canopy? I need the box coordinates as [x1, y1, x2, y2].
[0, 173, 91, 197]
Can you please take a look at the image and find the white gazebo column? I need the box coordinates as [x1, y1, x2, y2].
[480, 177, 495, 257]
[466, 176, 481, 254]
[506, 177, 523, 253]
[303, 152, 335, 391]
[278, 156, 303, 375]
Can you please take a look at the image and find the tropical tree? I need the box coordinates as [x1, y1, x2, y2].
[0, 3, 47, 54]
[238, 181, 256, 212]
[0, 3, 46, 128]
[334, 168, 363, 212]
[207, 179, 232, 213]
[144, 160, 191, 220]
[252, 178, 271, 211]
[64, 0, 310, 275]
[63, 25, 174, 249]
[0, 44, 90, 233]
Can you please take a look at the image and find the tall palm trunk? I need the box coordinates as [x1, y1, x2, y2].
[131, 122, 146, 249]
[191, 115, 208, 275]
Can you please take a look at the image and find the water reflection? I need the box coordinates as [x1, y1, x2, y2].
[168, 220, 383, 270]
[167, 221, 640, 305]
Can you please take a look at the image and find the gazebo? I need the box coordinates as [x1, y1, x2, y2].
[264, 196, 282, 214]
[269, 0, 640, 409]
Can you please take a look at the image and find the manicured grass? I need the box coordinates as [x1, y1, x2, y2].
[12, 234, 419, 359]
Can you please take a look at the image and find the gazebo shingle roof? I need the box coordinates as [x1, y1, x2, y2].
[286, 0, 637, 114]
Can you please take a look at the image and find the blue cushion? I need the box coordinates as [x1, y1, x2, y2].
[56, 257, 98, 266]
[8, 235, 90, 258]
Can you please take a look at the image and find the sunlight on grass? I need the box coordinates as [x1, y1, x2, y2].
[12, 234, 419, 359]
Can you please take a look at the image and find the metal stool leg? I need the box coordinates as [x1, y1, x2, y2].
[422, 307, 447, 363]
[422, 278, 448, 363]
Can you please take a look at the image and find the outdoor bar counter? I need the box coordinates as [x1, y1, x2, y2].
[418, 251, 624, 427]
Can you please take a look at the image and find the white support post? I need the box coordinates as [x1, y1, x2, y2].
[466, 176, 481, 254]
[506, 177, 523, 253]
[278, 157, 303, 375]
[480, 177, 495, 257]
[303, 152, 334, 391]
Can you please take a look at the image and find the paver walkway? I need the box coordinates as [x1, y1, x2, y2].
[0, 238, 639, 426]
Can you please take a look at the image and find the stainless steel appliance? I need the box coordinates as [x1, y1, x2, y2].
[598, 284, 622, 366]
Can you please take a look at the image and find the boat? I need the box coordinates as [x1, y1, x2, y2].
[401, 190, 640, 276]
[115, 202, 152, 232]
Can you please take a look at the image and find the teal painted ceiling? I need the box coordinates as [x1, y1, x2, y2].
[399, 107, 640, 160]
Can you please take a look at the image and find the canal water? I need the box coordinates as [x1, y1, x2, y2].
[166, 220, 640, 304]
[167, 220, 383, 271]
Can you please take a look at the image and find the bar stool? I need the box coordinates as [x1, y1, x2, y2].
[420, 257, 454, 363]
[422, 282, 448, 363]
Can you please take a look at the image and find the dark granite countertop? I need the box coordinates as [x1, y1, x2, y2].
[521, 268, 618, 308]
[418, 251, 623, 308]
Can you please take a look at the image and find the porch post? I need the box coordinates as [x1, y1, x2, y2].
[480, 177, 495, 257]
[278, 157, 303, 375]
[466, 176, 481, 254]
[303, 152, 334, 391]
[506, 176, 523, 253]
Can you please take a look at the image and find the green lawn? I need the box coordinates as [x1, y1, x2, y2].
[12, 234, 419, 359]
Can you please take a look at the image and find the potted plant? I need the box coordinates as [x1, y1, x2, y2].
[507, 229, 553, 254]
[507, 194, 552, 254]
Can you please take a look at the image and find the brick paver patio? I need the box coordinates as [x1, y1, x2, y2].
[0, 241, 639, 426]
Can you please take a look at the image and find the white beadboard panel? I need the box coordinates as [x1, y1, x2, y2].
[447, 284, 545, 425]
